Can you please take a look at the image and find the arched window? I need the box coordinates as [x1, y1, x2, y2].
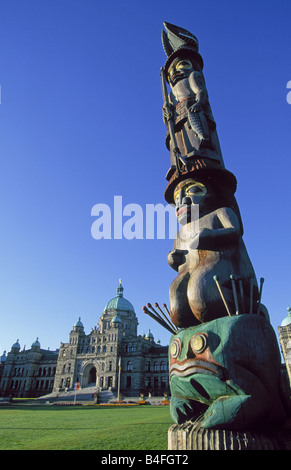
[127, 361, 132, 371]
[160, 362, 167, 372]
[154, 362, 159, 371]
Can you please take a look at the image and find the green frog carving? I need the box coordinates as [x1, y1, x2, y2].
[169, 314, 291, 430]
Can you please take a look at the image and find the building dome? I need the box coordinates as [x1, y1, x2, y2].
[145, 330, 154, 341]
[74, 317, 84, 328]
[111, 314, 122, 325]
[11, 339, 20, 351]
[1, 351, 7, 363]
[104, 281, 135, 313]
[281, 306, 291, 327]
[31, 337, 41, 348]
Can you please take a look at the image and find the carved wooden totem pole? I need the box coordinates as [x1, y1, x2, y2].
[158, 22, 291, 450]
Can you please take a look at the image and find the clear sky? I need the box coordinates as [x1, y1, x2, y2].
[1, 0, 291, 355]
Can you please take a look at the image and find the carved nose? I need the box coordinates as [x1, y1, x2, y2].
[181, 196, 191, 205]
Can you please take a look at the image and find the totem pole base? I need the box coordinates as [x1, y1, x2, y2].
[168, 422, 291, 450]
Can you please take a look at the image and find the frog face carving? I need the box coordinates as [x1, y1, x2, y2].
[170, 332, 225, 381]
[169, 315, 290, 430]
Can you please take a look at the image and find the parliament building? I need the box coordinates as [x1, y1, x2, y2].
[0, 282, 170, 399]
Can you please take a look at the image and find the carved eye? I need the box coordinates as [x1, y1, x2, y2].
[170, 339, 181, 359]
[191, 333, 207, 354]
[176, 60, 192, 70]
[185, 183, 206, 198]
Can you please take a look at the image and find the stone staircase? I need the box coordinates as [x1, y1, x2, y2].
[37, 385, 115, 404]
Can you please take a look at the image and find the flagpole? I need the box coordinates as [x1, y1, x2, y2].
[117, 357, 121, 402]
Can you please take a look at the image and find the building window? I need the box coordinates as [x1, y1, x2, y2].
[161, 377, 167, 391]
[146, 361, 150, 372]
[145, 377, 151, 389]
[127, 361, 132, 371]
[126, 376, 131, 388]
[160, 362, 167, 372]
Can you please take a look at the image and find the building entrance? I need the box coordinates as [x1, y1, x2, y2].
[88, 367, 97, 385]
[81, 363, 98, 387]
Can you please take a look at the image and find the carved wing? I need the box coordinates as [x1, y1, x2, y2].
[162, 22, 199, 57]
[188, 111, 208, 141]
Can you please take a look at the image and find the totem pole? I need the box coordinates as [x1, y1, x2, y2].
[156, 22, 291, 449]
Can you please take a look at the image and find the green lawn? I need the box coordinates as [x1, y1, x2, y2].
[0, 405, 172, 450]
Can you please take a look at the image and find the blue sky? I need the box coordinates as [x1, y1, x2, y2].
[0, 0, 291, 354]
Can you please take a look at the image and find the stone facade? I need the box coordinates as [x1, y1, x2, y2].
[0, 282, 170, 399]
[53, 283, 169, 397]
[278, 307, 291, 388]
[0, 339, 58, 398]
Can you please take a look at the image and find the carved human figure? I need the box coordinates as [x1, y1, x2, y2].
[164, 57, 224, 172]
[168, 177, 260, 327]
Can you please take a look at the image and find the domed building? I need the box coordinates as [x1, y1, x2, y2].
[0, 338, 58, 398]
[53, 282, 169, 398]
[0, 282, 169, 399]
[278, 306, 291, 387]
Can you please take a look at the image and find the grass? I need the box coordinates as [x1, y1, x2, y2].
[0, 404, 172, 450]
